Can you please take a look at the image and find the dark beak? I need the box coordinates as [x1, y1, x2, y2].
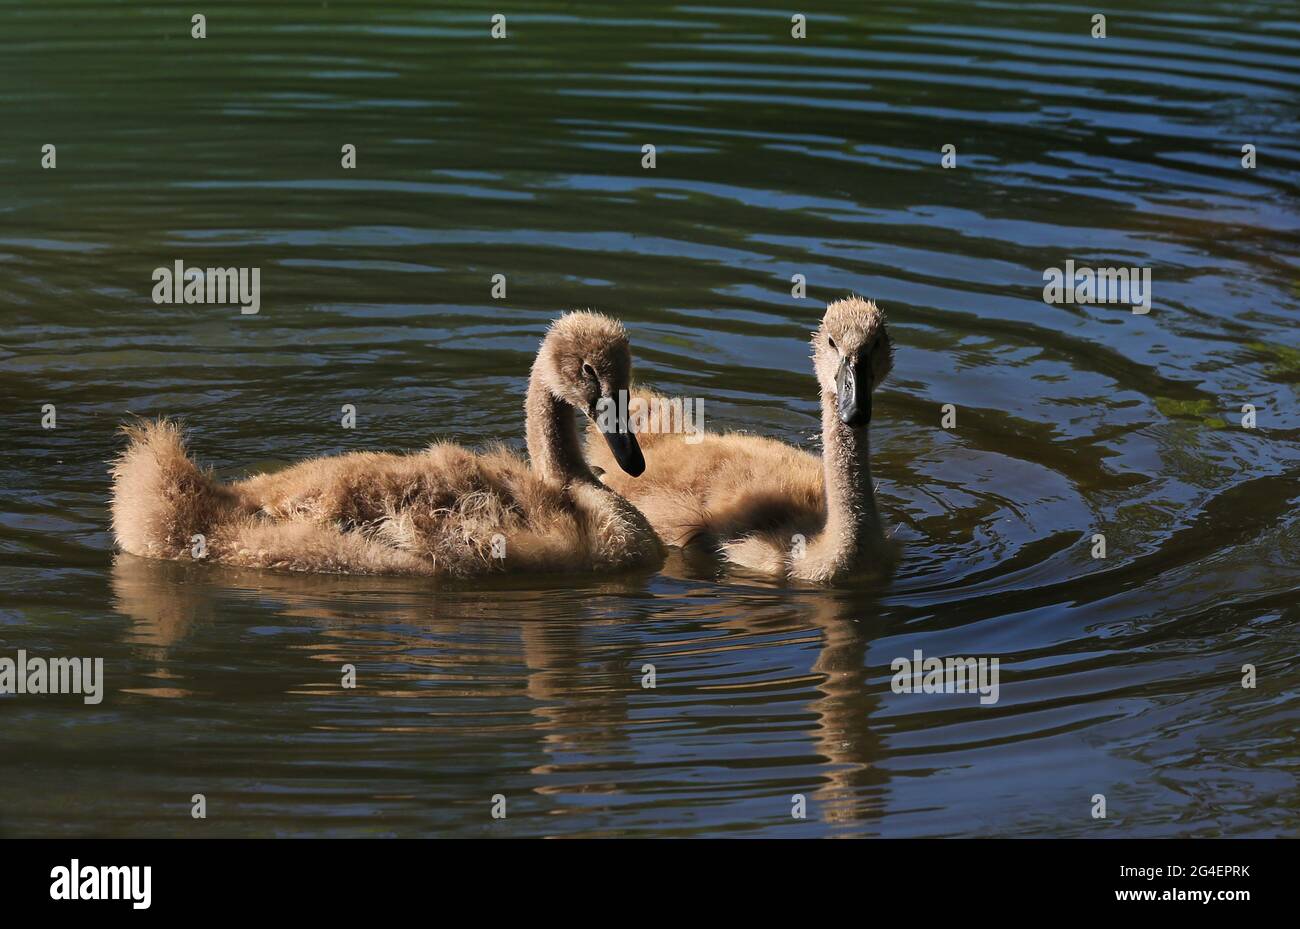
[836, 355, 872, 428]
[596, 397, 646, 476]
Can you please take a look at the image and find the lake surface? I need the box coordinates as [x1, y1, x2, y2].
[1, 1, 1297, 837]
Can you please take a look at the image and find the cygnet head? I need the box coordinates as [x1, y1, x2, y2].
[811, 297, 893, 428]
[534, 311, 645, 476]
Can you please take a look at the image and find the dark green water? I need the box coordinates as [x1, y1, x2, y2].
[1, 1, 1297, 837]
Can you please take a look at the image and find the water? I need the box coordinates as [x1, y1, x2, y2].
[1, 1, 1298, 837]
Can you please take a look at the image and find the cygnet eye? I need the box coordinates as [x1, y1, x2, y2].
[582, 362, 597, 380]
[827, 336, 837, 351]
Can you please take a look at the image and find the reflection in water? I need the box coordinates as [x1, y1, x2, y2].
[106, 555, 898, 835]
[801, 594, 885, 831]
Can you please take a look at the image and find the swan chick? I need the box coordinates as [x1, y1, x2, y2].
[110, 312, 662, 579]
[586, 297, 894, 584]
